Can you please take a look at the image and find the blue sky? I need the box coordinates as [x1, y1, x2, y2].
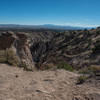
[0, 0, 100, 27]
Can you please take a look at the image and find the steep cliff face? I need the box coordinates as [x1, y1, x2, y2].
[15, 33, 35, 70]
[0, 31, 35, 70]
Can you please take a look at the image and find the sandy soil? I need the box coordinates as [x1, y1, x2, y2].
[0, 64, 100, 100]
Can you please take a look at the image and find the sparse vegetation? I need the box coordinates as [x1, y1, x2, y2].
[0, 57, 6, 63]
[19, 62, 32, 71]
[6, 49, 19, 66]
[79, 66, 100, 76]
[90, 66, 100, 76]
[79, 67, 91, 74]
[0, 50, 7, 63]
[0, 49, 19, 66]
[57, 61, 74, 72]
[77, 75, 88, 84]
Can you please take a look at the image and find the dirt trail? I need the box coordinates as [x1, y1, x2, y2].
[0, 64, 100, 100]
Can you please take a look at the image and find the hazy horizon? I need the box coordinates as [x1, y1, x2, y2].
[0, 23, 98, 28]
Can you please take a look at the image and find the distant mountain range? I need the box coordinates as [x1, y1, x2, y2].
[0, 24, 93, 30]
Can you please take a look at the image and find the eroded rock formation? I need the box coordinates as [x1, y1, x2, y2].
[0, 31, 35, 70]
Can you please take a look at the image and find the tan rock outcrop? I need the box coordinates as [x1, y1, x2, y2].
[0, 31, 35, 70]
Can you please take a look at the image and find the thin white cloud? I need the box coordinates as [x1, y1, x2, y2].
[64, 22, 99, 27]
[44, 22, 99, 28]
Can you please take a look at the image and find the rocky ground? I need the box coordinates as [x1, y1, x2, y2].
[0, 64, 100, 100]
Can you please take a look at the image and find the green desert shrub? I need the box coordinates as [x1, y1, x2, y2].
[57, 61, 74, 71]
[0, 49, 19, 66]
[6, 49, 19, 66]
[77, 75, 88, 84]
[0, 50, 7, 63]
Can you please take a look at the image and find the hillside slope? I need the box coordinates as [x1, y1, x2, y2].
[29, 28, 100, 69]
